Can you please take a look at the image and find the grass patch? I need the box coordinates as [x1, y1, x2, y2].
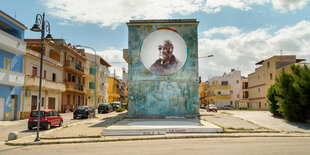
[227, 127, 254, 131]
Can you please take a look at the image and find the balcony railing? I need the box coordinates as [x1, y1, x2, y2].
[0, 68, 24, 86]
[0, 29, 26, 55]
[64, 60, 84, 74]
[64, 81, 84, 93]
[24, 75, 65, 91]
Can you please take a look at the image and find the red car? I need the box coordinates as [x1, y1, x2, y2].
[206, 104, 218, 112]
[28, 109, 63, 130]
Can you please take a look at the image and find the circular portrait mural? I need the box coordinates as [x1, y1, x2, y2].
[140, 28, 188, 76]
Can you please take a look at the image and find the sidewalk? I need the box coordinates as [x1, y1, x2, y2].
[5, 110, 310, 146]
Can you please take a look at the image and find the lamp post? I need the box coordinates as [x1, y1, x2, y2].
[199, 55, 214, 59]
[30, 13, 53, 142]
[76, 45, 97, 117]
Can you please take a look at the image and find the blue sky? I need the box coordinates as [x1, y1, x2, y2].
[1, 0, 310, 80]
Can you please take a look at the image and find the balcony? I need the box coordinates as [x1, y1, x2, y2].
[0, 68, 24, 86]
[64, 81, 85, 93]
[64, 60, 85, 75]
[0, 29, 26, 55]
[207, 94, 231, 100]
[24, 75, 65, 92]
[208, 84, 231, 90]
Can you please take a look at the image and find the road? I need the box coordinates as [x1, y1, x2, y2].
[1, 137, 310, 155]
[0, 111, 117, 142]
[226, 111, 310, 133]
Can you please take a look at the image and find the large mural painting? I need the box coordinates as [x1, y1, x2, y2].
[127, 19, 199, 117]
[140, 28, 188, 76]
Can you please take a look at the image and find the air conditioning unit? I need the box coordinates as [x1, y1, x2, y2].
[25, 90, 31, 96]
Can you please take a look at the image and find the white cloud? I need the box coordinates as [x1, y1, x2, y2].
[199, 20, 310, 81]
[272, 0, 308, 12]
[43, 0, 308, 29]
[44, 0, 204, 29]
[202, 0, 270, 13]
[202, 26, 242, 38]
[85, 47, 127, 79]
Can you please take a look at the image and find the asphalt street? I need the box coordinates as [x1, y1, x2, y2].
[1, 137, 310, 155]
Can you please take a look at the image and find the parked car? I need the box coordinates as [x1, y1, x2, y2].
[223, 105, 234, 110]
[73, 106, 95, 119]
[28, 109, 63, 130]
[111, 102, 121, 110]
[206, 104, 218, 112]
[200, 104, 206, 109]
[98, 103, 113, 113]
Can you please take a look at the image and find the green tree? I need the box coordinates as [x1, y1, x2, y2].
[274, 64, 310, 122]
[290, 65, 310, 120]
[267, 84, 280, 116]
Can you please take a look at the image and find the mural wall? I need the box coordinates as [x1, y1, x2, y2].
[127, 19, 199, 117]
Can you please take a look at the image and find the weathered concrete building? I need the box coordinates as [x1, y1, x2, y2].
[125, 19, 199, 117]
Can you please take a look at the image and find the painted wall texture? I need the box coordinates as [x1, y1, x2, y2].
[127, 19, 199, 117]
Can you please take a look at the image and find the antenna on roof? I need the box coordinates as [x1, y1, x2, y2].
[280, 50, 283, 61]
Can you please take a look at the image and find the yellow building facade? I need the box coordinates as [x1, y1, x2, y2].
[107, 76, 120, 103]
[199, 82, 207, 106]
[248, 55, 306, 110]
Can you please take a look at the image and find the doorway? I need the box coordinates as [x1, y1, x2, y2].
[10, 95, 18, 120]
[48, 97, 56, 110]
[31, 96, 37, 110]
[0, 98, 4, 121]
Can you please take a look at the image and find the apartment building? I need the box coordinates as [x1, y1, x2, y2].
[107, 76, 121, 103]
[238, 77, 249, 109]
[248, 55, 306, 110]
[206, 69, 242, 109]
[85, 53, 110, 108]
[53, 39, 87, 112]
[22, 39, 66, 118]
[0, 11, 27, 120]
[199, 82, 207, 106]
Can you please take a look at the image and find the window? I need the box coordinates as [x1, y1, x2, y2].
[236, 80, 239, 83]
[68, 73, 71, 82]
[3, 58, 11, 70]
[41, 97, 44, 107]
[32, 67, 37, 77]
[237, 94, 239, 98]
[52, 73, 56, 82]
[72, 76, 76, 82]
[218, 91, 221, 95]
[270, 73, 273, 80]
[267, 61, 270, 68]
[47, 111, 53, 117]
[44, 70, 46, 79]
[258, 88, 260, 92]
[68, 55, 74, 61]
[258, 75, 260, 80]
[221, 81, 228, 86]
[230, 90, 233, 94]
[52, 111, 58, 116]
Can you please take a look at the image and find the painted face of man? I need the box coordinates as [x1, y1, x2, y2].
[161, 40, 173, 61]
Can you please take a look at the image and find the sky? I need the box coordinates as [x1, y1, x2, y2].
[1, 0, 310, 81]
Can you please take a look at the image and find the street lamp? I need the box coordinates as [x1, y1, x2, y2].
[30, 13, 53, 142]
[199, 55, 214, 59]
[76, 45, 97, 117]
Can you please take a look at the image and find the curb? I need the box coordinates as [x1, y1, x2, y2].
[6, 133, 310, 146]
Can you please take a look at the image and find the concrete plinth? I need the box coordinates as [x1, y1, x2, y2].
[102, 119, 223, 136]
